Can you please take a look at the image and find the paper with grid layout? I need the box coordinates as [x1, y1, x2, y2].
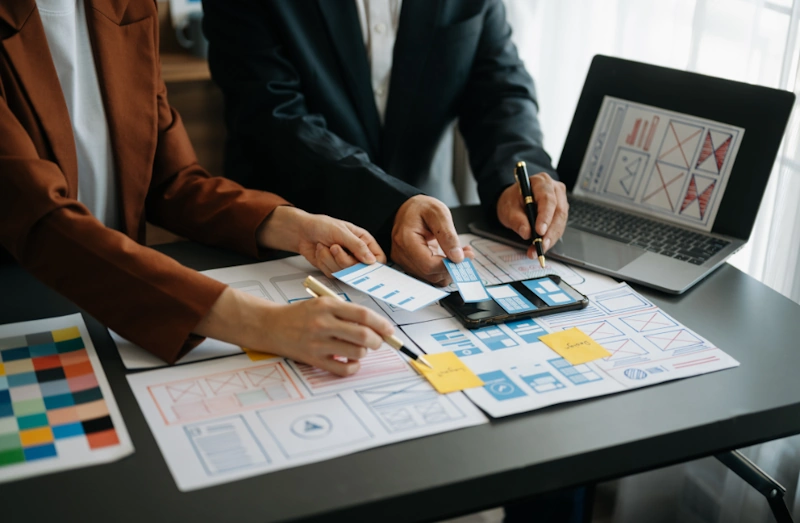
[127, 351, 487, 491]
[0, 314, 133, 483]
[401, 282, 739, 418]
[111, 234, 619, 369]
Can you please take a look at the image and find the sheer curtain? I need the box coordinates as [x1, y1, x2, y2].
[504, 0, 800, 305]
[501, 1, 800, 521]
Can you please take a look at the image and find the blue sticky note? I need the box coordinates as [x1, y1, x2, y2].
[444, 258, 490, 303]
[522, 277, 576, 307]
[486, 284, 537, 314]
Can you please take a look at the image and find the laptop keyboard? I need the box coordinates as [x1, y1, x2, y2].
[567, 199, 730, 266]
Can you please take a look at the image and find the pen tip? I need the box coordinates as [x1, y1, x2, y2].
[516, 160, 526, 168]
[538, 255, 546, 269]
[419, 355, 434, 370]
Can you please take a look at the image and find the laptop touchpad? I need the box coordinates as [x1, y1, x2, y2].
[551, 228, 645, 271]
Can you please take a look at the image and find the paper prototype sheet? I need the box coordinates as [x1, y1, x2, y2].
[402, 283, 739, 418]
[127, 352, 487, 491]
[0, 314, 133, 483]
[334, 262, 449, 311]
[573, 96, 744, 231]
[112, 235, 618, 369]
[443, 258, 490, 303]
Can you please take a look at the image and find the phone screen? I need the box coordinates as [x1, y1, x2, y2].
[440, 275, 589, 329]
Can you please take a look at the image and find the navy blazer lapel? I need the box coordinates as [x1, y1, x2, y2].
[383, 0, 440, 162]
[317, 0, 382, 158]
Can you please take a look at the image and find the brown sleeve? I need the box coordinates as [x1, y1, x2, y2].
[0, 95, 228, 363]
[144, 10, 290, 258]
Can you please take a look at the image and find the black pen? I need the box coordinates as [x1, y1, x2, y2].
[302, 275, 434, 369]
[514, 161, 546, 268]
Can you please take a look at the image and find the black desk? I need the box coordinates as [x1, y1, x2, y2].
[4, 205, 800, 523]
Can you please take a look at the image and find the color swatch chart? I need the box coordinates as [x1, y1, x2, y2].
[0, 314, 133, 483]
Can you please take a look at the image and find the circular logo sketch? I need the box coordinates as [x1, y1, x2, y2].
[489, 382, 515, 395]
[624, 368, 648, 380]
[290, 414, 333, 439]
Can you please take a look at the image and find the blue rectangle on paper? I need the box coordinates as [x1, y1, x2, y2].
[53, 422, 84, 439]
[443, 258, 481, 283]
[522, 278, 577, 307]
[43, 393, 74, 410]
[444, 258, 490, 303]
[487, 285, 537, 314]
[352, 277, 368, 285]
[24, 443, 57, 461]
[1, 347, 30, 362]
[474, 326, 518, 351]
[28, 343, 58, 358]
[453, 347, 483, 357]
[478, 370, 527, 401]
[383, 290, 399, 299]
[7, 373, 37, 387]
[507, 319, 547, 343]
[367, 284, 383, 292]
[333, 263, 368, 278]
[398, 297, 414, 306]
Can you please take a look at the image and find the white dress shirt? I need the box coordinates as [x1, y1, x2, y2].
[354, 0, 463, 206]
[355, 0, 402, 124]
[37, 0, 119, 229]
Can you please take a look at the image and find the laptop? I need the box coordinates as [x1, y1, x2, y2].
[470, 54, 795, 294]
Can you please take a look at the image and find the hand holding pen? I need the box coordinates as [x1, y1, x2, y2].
[514, 161, 547, 268]
[303, 275, 434, 368]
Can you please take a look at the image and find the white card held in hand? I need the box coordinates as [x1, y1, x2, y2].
[334, 263, 448, 311]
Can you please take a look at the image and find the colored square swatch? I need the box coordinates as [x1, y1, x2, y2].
[55, 338, 84, 354]
[67, 373, 98, 393]
[64, 361, 93, 379]
[59, 349, 88, 367]
[32, 355, 63, 371]
[86, 429, 119, 449]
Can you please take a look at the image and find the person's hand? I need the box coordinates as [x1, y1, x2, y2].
[257, 206, 386, 276]
[390, 195, 474, 285]
[496, 172, 568, 259]
[195, 287, 395, 376]
[259, 297, 394, 376]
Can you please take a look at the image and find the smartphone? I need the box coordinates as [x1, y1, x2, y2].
[440, 275, 589, 329]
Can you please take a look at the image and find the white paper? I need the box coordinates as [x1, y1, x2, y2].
[0, 314, 134, 483]
[453, 234, 619, 296]
[127, 352, 487, 491]
[402, 283, 739, 418]
[111, 238, 611, 369]
[111, 331, 243, 370]
[334, 262, 449, 311]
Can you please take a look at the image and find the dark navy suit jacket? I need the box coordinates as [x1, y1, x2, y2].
[203, 0, 557, 249]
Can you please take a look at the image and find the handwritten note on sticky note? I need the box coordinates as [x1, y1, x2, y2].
[242, 348, 277, 361]
[538, 327, 611, 365]
[411, 352, 484, 393]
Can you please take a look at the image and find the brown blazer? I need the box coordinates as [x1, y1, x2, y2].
[0, 0, 289, 362]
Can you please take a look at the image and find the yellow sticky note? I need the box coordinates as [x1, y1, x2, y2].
[538, 327, 611, 365]
[242, 348, 278, 361]
[411, 352, 484, 394]
[52, 326, 81, 342]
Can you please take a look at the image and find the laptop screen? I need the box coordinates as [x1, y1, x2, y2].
[571, 96, 744, 232]
[557, 55, 795, 240]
